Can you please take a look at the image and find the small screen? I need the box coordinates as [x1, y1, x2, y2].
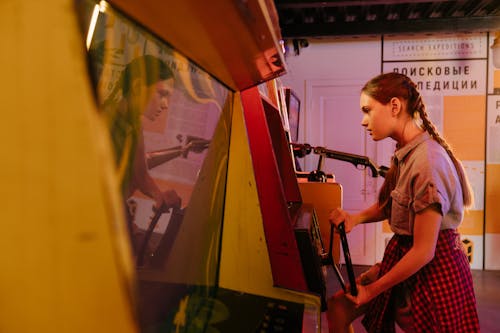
[285, 88, 300, 143]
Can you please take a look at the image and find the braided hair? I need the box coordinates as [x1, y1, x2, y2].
[361, 72, 473, 215]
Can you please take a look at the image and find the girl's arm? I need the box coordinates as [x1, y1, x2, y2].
[132, 131, 181, 211]
[352, 204, 441, 305]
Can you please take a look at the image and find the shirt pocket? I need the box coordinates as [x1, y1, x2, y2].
[390, 189, 411, 231]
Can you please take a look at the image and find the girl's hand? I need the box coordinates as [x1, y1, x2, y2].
[345, 284, 376, 308]
[153, 189, 181, 213]
[329, 208, 357, 233]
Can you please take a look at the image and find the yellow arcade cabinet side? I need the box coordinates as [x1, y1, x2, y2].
[1, 1, 137, 332]
[79, 0, 322, 332]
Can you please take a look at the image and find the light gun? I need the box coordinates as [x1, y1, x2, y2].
[314, 146, 387, 178]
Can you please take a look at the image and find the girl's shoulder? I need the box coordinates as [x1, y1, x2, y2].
[405, 138, 455, 184]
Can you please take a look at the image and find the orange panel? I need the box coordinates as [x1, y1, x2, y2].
[459, 210, 484, 235]
[486, 164, 500, 233]
[298, 182, 342, 263]
[494, 69, 500, 91]
[443, 95, 486, 161]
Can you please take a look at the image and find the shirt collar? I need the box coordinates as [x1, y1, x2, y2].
[394, 132, 431, 164]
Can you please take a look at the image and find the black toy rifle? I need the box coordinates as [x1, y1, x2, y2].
[291, 143, 388, 178]
[314, 146, 388, 178]
[146, 135, 210, 169]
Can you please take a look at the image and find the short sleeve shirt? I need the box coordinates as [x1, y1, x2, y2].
[103, 99, 141, 194]
[389, 132, 464, 235]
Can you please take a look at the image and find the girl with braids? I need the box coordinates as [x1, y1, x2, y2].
[327, 72, 479, 333]
[102, 55, 181, 236]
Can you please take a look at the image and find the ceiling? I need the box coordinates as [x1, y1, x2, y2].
[274, 0, 500, 39]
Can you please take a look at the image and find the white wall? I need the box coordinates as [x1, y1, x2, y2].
[280, 37, 382, 144]
[280, 37, 386, 265]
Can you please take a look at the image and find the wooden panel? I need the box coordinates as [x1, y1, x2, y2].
[106, 0, 286, 91]
[298, 182, 342, 263]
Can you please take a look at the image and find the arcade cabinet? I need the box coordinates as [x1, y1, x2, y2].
[80, 0, 330, 332]
[3, 0, 364, 331]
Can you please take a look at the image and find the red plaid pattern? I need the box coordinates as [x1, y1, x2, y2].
[362, 229, 480, 333]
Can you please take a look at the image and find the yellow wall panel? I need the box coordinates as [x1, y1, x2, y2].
[459, 210, 484, 235]
[486, 164, 500, 233]
[494, 69, 500, 91]
[443, 95, 486, 161]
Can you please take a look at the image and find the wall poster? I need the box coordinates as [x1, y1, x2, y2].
[485, 32, 500, 269]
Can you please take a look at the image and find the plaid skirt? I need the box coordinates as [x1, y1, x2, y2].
[362, 229, 480, 333]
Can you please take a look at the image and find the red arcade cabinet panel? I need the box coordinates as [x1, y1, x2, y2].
[241, 87, 307, 291]
[241, 86, 329, 307]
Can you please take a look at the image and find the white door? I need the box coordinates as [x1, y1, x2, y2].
[303, 79, 382, 265]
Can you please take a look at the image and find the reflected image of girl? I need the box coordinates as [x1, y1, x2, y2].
[328, 72, 480, 333]
[103, 55, 181, 218]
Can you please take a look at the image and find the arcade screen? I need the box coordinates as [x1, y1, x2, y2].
[80, 0, 232, 330]
[285, 88, 300, 143]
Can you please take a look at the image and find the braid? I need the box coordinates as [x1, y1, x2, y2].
[409, 83, 474, 208]
[406, 80, 442, 144]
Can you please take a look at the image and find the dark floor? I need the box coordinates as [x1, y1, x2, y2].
[323, 265, 500, 333]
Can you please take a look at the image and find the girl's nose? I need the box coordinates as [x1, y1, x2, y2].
[361, 115, 368, 127]
[161, 97, 169, 110]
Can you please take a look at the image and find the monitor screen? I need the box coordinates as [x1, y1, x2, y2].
[285, 88, 300, 143]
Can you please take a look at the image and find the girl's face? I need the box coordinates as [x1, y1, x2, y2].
[142, 78, 174, 122]
[359, 92, 396, 141]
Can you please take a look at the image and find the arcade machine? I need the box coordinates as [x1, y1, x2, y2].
[2, 1, 375, 332]
[78, 0, 343, 332]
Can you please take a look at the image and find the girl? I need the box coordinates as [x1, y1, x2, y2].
[327, 72, 480, 333]
[102, 55, 181, 213]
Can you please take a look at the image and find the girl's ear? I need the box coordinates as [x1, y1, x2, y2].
[129, 77, 148, 111]
[390, 97, 402, 116]
[131, 77, 144, 97]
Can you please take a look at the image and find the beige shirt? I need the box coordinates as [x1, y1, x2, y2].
[389, 132, 464, 235]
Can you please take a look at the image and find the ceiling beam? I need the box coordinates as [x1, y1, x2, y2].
[280, 15, 500, 38]
[276, 0, 465, 9]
